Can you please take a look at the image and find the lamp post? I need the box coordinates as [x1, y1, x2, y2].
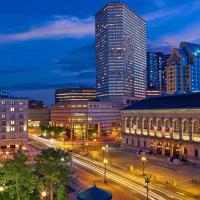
[102, 146, 105, 160]
[93, 139, 97, 151]
[82, 142, 85, 152]
[0, 186, 4, 200]
[6, 151, 9, 159]
[86, 143, 89, 153]
[141, 156, 146, 176]
[103, 159, 107, 183]
[145, 176, 150, 200]
[41, 191, 47, 200]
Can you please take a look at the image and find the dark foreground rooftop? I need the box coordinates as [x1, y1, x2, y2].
[124, 92, 200, 110]
[77, 184, 112, 200]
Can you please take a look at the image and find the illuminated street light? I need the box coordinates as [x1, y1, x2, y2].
[86, 143, 89, 153]
[22, 146, 27, 151]
[141, 156, 146, 176]
[6, 151, 9, 159]
[103, 159, 108, 183]
[0, 186, 4, 200]
[102, 146, 105, 160]
[41, 191, 47, 200]
[0, 186, 4, 192]
[61, 157, 65, 162]
[93, 139, 97, 151]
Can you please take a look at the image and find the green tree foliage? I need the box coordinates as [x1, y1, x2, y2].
[0, 153, 39, 200]
[36, 148, 72, 200]
[57, 184, 67, 200]
[40, 125, 65, 140]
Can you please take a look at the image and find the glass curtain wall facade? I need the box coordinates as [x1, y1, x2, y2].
[96, 2, 146, 102]
[147, 52, 170, 93]
[167, 42, 200, 94]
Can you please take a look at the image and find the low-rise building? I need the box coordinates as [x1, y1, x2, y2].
[51, 100, 124, 138]
[28, 100, 49, 135]
[0, 97, 28, 155]
[146, 88, 161, 98]
[121, 93, 200, 162]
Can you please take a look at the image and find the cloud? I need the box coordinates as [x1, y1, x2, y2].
[143, 1, 200, 21]
[52, 43, 95, 76]
[148, 41, 173, 53]
[161, 22, 200, 46]
[0, 16, 95, 43]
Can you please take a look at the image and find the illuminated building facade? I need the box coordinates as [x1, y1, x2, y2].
[0, 97, 28, 156]
[55, 88, 96, 103]
[146, 88, 161, 98]
[147, 52, 170, 93]
[50, 100, 124, 138]
[167, 42, 200, 94]
[96, 2, 147, 103]
[28, 100, 49, 135]
[121, 93, 200, 162]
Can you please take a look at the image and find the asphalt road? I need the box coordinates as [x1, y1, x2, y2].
[30, 135, 200, 200]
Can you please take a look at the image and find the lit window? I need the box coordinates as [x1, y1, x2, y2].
[10, 107, 15, 112]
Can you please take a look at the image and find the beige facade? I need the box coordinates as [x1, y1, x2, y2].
[121, 109, 200, 162]
[50, 100, 124, 138]
[0, 98, 28, 155]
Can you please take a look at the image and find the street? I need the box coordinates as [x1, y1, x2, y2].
[30, 135, 200, 200]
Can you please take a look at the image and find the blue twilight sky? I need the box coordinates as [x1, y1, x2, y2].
[0, 0, 200, 105]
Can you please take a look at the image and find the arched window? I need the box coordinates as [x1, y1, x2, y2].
[137, 118, 142, 129]
[143, 119, 148, 129]
[174, 120, 180, 132]
[165, 120, 170, 131]
[183, 120, 189, 133]
[194, 120, 200, 133]
[157, 119, 162, 130]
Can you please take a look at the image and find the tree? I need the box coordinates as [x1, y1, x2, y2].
[56, 184, 67, 200]
[36, 148, 72, 200]
[0, 153, 39, 200]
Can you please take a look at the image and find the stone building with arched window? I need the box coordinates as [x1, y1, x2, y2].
[121, 93, 200, 162]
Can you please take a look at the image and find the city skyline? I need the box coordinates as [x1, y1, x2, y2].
[0, 0, 200, 104]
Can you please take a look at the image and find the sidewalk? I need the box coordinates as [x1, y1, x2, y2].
[88, 148, 200, 196]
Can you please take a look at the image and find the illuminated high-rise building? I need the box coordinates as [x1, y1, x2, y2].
[147, 52, 170, 93]
[96, 2, 147, 103]
[167, 42, 200, 94]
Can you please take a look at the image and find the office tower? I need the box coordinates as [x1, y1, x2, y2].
[55, 88, 96, 103]
[161, 54, 170, 93]
[96, 2, 147, 103]
[167, 42, 200, 94]
[147, 52, 170, 93]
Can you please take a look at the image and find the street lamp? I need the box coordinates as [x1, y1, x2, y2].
[102, 146, 105, 160]
[141, 156, 146, 176]
[103, 159, 107, 183]
[93, 139, 97, 151]
[86, 143, 89, 153]
[61, 157, 65, 162]
[0, 186, 4, 200]
[41, 191, 47, 200]
[6, 151, 9, 159]
[145, 176, 150, 200]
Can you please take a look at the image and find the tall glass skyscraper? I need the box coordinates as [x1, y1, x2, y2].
[95, 2, 147, 103]
[147, 52, 170, 92]
[167, 42, 200, 94]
